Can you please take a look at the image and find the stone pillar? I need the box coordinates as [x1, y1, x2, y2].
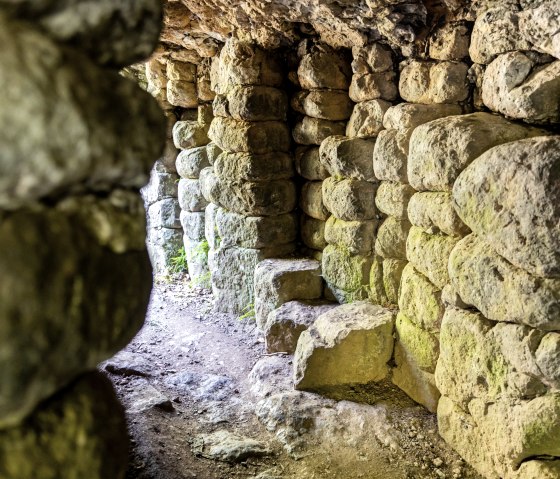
[202, 39, 297, 313]
[0, 1, 165, 477]
[291, 41, 353, 261]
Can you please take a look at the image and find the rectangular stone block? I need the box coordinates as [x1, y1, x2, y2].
[374, 216, 411, 260]
[372, 128, 412, 183]
[254, 258, 323, 329]
[213, 151, 293, 182]
[176, 146, 210, 179]
[294, 302, 395, 399]
[346, 99, 391, 139]
[324, 216, 377, 255]
[297, 46, 351, 90]
[184, 236, 210, 285]
[398, 263, 444, 333]
[148, 198, 181, 230]
[141, 170, 179, 207]
[208, 117, 291, 154]
[293, 116, 346, 146]
[301, 214, 327, 251]
[407, 191, 469, 237]
[375, 181, 415, 218]
[293, 89, 353, 121]
[319, 135, 376, 181]
[167, 60, 196, 82]
[178, 178, 209, 212]
[295, 146, 329, 181]
[204, 203, 220, 250]
[322, 177, 377, 221]
[406, 226, 460, 289]
[351, 43, 393, 75]
[322, 244, 373, 301]
[216, 208, 297, 249]
[215, 85, 288, 122]
[300, 181, 329, 221]
[382, 103, 463, 131]
[180, 211, 206, 241]
[349, 71, 398, 102]
[399, 60, 469, 104]
[172, 120, 210, 150]
[167, 80, 198, 108]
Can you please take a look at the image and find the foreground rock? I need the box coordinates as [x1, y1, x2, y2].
[294, 302, 395, 400]
[0, 372, 128, 479]
[192, 430, 271, 462]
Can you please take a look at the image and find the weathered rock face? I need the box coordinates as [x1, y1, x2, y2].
[0, 372, 128, 479]
[294, 302, 395, 399]
[0, 12, 166, 210]
[453, 136, 560, 278]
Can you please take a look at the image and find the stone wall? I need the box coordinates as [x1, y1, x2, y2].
[0, 1, 165, 477]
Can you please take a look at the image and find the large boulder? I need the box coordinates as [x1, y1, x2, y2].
[449, 235, 560, 330]
[408, 113, 547, 192]
[453, 136, 560, 278]
[294, 302, 395, 398]
[0, 13, 165, 210]
[0, 193, 151, 428]
[0, 373, 128, 479]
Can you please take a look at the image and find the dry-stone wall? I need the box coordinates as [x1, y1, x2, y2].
[152, 2, 559, 478]
[0, 1, 165, 477]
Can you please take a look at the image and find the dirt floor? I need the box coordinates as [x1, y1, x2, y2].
[101, 278, 483, 479]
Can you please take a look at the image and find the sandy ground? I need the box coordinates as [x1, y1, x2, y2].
[101, 279, 482, 479]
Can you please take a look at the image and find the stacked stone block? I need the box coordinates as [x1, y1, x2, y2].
[203, 39, 297, 313]
[320, 135, 378, 304]
[0, 2, 164, 477]
[347, 43, 394, 139]
[292, 41, 353, 260]
[435, 135, 560, 479]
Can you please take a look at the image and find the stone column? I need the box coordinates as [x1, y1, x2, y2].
[0, 1, 165, 477]
[291, 40, 353, 261]
[201, 39, 297, 313]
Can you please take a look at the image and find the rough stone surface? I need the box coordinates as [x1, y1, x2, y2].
[436, 308, 560, 478]
[216, 209, 297, 249]
[449, 235, 560, 331]
[178, 178, 209, 212]
[351, 43, 393, 75]
[453, 136, 560, 278]
[181, 211, 206, 241]
[519, 2, 560, 59]
[406, 226, 460, 289]
[372, 128, 412, 183]
[407, 192, 470, 237]
[264, 300, 337, 354]
[0, 373, 128, 479]
[214, 151, 293, 182]
[301, 215, 327, 251]
[322, 177, 377, 221]
[216, 85, 288, 122]
[0, 193, 150, 428]
[428, 22, 470, 61]
[300, 181, 329, 221]
[173, 120, 210, 150]
[349, 71, 398, 102]
[482, 53, 560, 124]
[469, 8, 531, 65]
[375, 216, 411, 261]
[148, 198, 181, 230]
[176, 146, 210, 179]
[292, 90, 353, 121]
[293, 117, 346, 146]
[395, 312, 439, 374]
[346, 99, 391, 138]
[295, 147, 329, 181]
[399, 61, 469, 104]
[254, 259, 324, 330]
[398, 264, 444, 333]
[167, 80, 198, 108]
[408, 112, 547, 192]
[319, 136, 376, 181]
[324, 217, 377, 255]
[0, 13, 166, 210]
[294, 302, 395, 395]
[382, 103, 463, 131]
[209, 117, 291, 154]
[200, 168, 296, 217]
[298, 45, 352, 90]
[192, 430, 271, 462]
[322, 245, 373, 300]
[375, 182, 415, 218]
